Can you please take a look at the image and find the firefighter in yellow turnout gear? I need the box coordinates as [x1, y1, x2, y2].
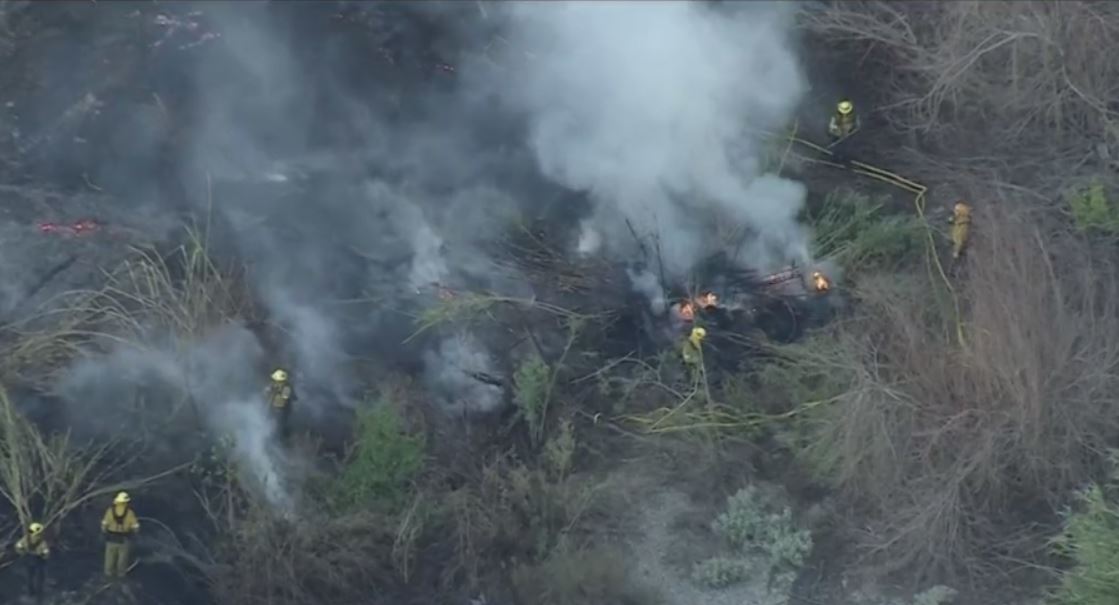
[267, 368, 295, 439]
[15, 522, 50, 597]
[828, 99, 859, 142]
[681, 327, 706, 380]
[102, 491, 140, 579]
[949, 201, 972, 261]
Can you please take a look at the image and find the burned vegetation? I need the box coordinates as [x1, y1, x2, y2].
[0, 2, 1118, 605]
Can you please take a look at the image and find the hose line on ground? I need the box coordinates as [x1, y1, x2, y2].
[784, 134, 966, 348]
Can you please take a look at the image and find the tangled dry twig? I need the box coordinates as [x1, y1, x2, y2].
[802, 1, 1119, 159]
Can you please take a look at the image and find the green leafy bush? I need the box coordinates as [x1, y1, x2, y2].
[910, 586, 958, 605]
[807, 189, 924, 273]
[514, 354, 551, 445]
[691, 556, 754, 588]
[330, 403, 424, 514]
[543, 418, 576, 480]
[1067, 181, 1119, 234]
[1049, 482, 1119, 605]
[692, 486, 813, 591]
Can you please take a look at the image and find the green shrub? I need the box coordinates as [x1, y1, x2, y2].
[691, 556, 755, 589]
[543, 418, 576, 480]
[692, 486, 813, 591]
[712, 487, 813, 569]
[1049, 482, 1119, 605]
[807, 189, 924, 273]
[1067, 181, 1119, 234]
[514, 354, 551, 445]
[910, 586, 958, 605]
[330, 403, 424, 514]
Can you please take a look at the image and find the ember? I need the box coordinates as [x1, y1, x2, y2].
[674, 301, 696, 322]
[38, 219, 101, 236]
[811, 271, 831, 293]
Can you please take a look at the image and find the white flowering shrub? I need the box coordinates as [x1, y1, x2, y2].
[691, 557, 754, 588]
[692, 486, 813, 591]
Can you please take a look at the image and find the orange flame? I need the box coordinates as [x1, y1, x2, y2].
[675, 301, 696, 321]
[696, 292, 718, 309]
[811, 271, 831, 293]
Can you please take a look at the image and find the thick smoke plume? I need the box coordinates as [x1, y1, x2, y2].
[10, 1, 816, 515]
[474, 1, 809, 278]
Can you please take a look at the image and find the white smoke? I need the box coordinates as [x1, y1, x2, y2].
[576, 219, 602, 257]
[210, 399, 293, 512]
[54, 324, 294, 511]
[627, 267, 667, 315]
[422, 332, 504, 416]
[409, 221, 449, 291]
[478, 1, 809, 277]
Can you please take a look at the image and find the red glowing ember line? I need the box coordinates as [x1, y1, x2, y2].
[38, 219, 101, 236]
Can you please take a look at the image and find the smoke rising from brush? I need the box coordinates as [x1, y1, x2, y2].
[4, 1, 818, 517]
[474, 1, 809, 278]
[55, 325, 294, 510]
[423, 333, 504, 416]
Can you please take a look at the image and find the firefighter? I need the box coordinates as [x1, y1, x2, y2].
[828, 99, 859, 143]
[681, 326, 706, 367]
[266, 368, 295, 438]
[101, 491, 140, 579]
[949, 201, 972, 260]
[15, 521, 50, 597]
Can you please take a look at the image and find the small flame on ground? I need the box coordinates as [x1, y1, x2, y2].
[38, 219, 101, 236]
[674, 301, 696, 322]
[811, 271, 831, 293]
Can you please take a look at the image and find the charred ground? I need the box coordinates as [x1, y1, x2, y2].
[1, 2, 1118, 605]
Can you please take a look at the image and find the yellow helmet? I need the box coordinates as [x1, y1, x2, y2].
[271, 369, 288, 382]
[954, 201, 972, 216]
[113, 491, 130, 505]
[28, 522, 43, 535]
[837, 100, 854, 115]
[690, 327, 707, 341]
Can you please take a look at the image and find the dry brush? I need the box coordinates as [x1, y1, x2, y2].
[794, 202, 1119, 580]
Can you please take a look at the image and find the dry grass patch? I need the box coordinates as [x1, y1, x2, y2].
[791, 203, 1119, 579]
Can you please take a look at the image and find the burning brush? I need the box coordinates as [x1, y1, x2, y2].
[810, 270, 831, 293]
[672, 291, 720, 323]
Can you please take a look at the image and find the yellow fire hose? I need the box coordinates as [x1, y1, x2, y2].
[785, 133, 966, 348]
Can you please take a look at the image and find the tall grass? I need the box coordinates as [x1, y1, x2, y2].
[806, 189, 925, 274]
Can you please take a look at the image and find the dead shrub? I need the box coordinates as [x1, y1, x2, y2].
[794, 202, 1119, 579]
[0, 227, 253, 388]
[510, 544, 660, 605]
[802, 1, 1119, 158]
[204, 507, 401, 605]
[440, 451, 603, 591]
[191, 452, 410, 605]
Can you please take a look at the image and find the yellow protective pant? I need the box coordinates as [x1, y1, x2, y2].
[104, 540, 131, 577]
[951, 222, 970, 259]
